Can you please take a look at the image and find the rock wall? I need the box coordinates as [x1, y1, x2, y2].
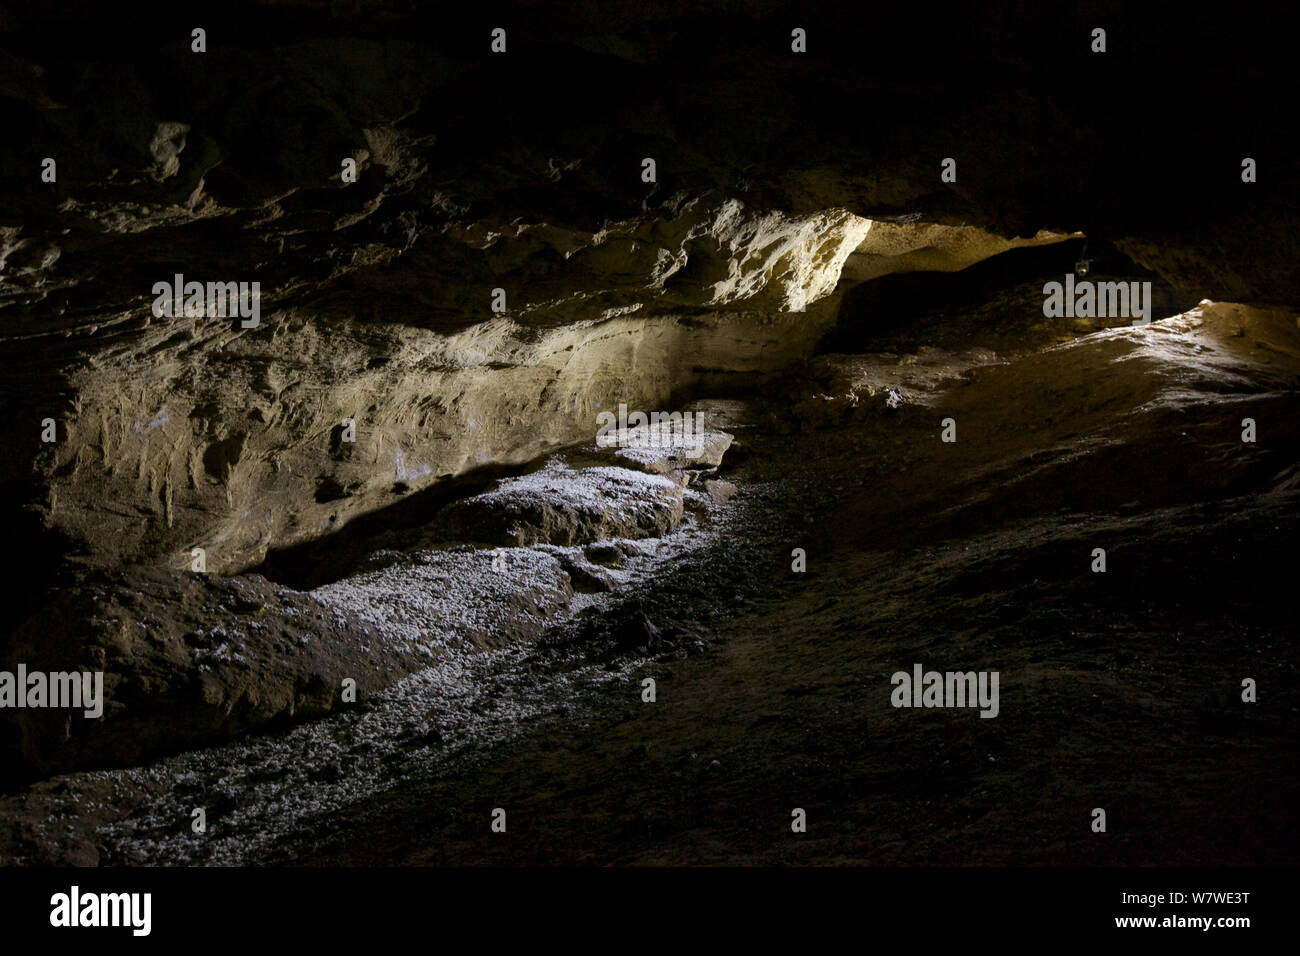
[2, 0, 1295, 610]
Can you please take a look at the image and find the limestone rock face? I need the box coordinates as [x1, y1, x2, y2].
[8, 194, 866, 582]
[433, 459, 687, 547]
[1, 2, 1291, 599]
[609, 424, 734, 479]
[842, 224, 1080, 285]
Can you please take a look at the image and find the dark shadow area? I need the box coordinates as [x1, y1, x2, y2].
[251, 456, 547, 590]
[819, 237, 1196, 355]
[0, 481, 81, 641]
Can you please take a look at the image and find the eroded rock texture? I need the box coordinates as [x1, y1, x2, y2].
[0, 1, 1296, 785]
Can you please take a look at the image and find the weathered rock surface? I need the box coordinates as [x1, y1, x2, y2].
[703, 479, 738, 506]
[0, 1, 1295, 791]
[312, 546, 575, 655]
[606, 420, 732, 475]
[0, 568, 409, 783]
[2, 1, 1292, 610]
[432, 459, 687, 547]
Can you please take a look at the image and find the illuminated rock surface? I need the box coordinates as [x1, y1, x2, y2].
[0, 2, 1296, 865]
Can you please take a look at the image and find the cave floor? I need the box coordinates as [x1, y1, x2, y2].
[267, 305, 1300, 867]
[5, 300, 1296, 868]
